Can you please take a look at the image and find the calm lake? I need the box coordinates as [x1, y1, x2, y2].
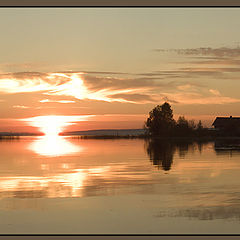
[0, 136, 240, 234]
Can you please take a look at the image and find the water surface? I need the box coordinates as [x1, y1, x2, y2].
[0, 136, 240, 234]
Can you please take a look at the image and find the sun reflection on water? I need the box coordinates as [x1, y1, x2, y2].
[29, 136, 81, 157]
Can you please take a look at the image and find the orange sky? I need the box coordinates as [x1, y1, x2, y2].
[1, 8, 240, 133]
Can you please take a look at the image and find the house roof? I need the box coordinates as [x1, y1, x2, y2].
[212, 117, 240, 126]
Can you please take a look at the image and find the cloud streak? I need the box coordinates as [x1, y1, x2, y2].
[0, 71, 239, 106]
[39, 99, 76, 103]
[155, 47, 240, 58]
[13, 105, 30, 109]
[161, 92, 240, 105]
[0, 72, 161, 104]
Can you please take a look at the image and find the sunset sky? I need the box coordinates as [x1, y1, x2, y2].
[1, 8, 240, 133]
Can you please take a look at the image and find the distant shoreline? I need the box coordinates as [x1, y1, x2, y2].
[1, 128, 240, 140]
[0, 128, 145, 137]
[1, 134, 240, 141]
[71, 135, 240, 141]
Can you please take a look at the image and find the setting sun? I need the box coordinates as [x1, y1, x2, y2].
[22, 115, 94, 136]
[26, 115, 73, 136]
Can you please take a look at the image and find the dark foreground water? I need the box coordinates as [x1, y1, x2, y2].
[0, 136, 240, 234]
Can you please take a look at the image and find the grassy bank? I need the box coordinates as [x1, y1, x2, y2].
[71, 134, 240, 141]
[0, 135, 20, 140]
[72, 134, 146, 139]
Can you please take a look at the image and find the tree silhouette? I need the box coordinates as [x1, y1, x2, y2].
[197, 120, 203, 130]
[175, 116, 196, 136]
[144, 102, 207, 137]
[144, 102, 175, 136]
[145, 139, 206, 171]
[145, 139, 175, 171]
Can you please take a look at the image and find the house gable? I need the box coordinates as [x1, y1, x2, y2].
[212, 116, 240, 130]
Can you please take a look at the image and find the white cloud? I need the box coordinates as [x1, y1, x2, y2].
[39, 99, 76, 103]
[209, 89, 221, 96]
[0, 71, 239, 106]
[13, 105, 30, 109]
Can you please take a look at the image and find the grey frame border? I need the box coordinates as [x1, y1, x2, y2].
[1, 1, 240, 240]
[2, 236, 240, 240]
[0, 0, 240, 6]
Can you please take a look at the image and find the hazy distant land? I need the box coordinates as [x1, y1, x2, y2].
[0, 129, 146, 137]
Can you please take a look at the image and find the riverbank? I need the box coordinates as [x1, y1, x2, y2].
[71, 135, 240, 141]
[72, 134, 146, 139]
[1, 133, 240, 141]
[0, 135, 20, 140]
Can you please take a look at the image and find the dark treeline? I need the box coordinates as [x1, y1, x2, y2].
[144, 102, 211, 138]
[0, 102, 238, 139]
[145, 138, 209, 171]
[0, 135, 20, 140]
[73, 135, 146, 139]
[145, 137, 240, 172]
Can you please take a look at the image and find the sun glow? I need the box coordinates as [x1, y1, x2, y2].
[30, 136, 81, 157]
[27, 115, 73, 136]
[22, 115, 92, 156]
[22, 115, 94, 136]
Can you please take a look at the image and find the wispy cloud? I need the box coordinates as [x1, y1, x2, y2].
[21, 115, 95, 123]
[137, 69, 224, 79]
[60, 70, 128, 75]
[180, 58, 240, 66]
[150, 45, 240, 81]
[0, 62, 48, 72]
[39, 99, 76, 103]
[153, 46, 240, 75]
[180, 67, 240, 73]
[0, 72, 159, 104]
[0, 70, 239, 106]
[209, 89, 221, 96]
[13, 105, 30, 109]
[154, 47, 240, 58]
[161, 91, 240, 105]
[108, 93, 155, 104]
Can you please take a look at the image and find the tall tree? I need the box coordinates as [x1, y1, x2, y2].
[144, 102, 175, 136]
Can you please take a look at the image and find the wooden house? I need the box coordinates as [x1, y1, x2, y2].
[212, 116, 240, 132]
